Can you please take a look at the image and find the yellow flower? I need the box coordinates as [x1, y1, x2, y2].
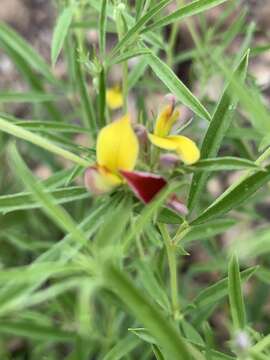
[154, 102, 179, 137]
[85, 115, 139, 194]
[106, 86, 123, 110]
[149, 97, 200, 165]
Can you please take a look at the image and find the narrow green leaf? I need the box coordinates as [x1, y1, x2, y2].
[230, 228, 270, 260]
[73, 39, 96, 132]
[251, 334, 270, 354]
[95, 196, 132, 249]
[0, 22, 58, 85]
[51, 6, 74, 66]
[157, 207, 185, 224]
[188, 50, 249, 211]
[152, 345, 166, 360]
[107, 48, 150, 66]
[0, 92, 61, 103]
[137, 260, 171, 312]
[128, 57, 148, 89]
[144, 0, 228, 32]
[0, 320, 76, 342]
[15, 120, 91, 134]
[182, 219, 236, 244]
[88, 0, 164, 51]
[213, 51, 270, 135]
[136, 0, 145, 20]
[184, 157, 260, 172]
[190, 266, 257, 311]
[147, 51, 211, 121]
[129, 327, 156, 344]
[0, 117, 90, 167]
[260, 134, 270, 151]
[191, 165, 270, 225]
[103, 335, 140, 360]
[181, 320, 204, 345]
[0, 186, 88, 214]
[103, 264, 192, 360]
[251, 44, 270, 57]
[0, 40, 63, 121]
[109, 0, 173, 58]
[228, 254, 246, 329]
[8, 145, 90, 248]
[249, 350, 269, 360]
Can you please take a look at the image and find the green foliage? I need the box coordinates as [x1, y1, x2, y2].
[0, 0, 269, 359]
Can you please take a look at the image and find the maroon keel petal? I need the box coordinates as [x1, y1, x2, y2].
[120, 170, 167, 203]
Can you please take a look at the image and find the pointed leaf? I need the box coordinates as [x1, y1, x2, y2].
[51, 6, 74, 66]
[191, 165, 270, 225]
[188, 50, 249, 211]
[147, 52, 211, 121]
[228, 254, 246, 329]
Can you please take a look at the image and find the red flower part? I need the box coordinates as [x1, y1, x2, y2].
[120, 170, 167, 204]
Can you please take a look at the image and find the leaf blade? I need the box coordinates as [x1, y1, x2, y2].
[147, 51, 211, 121]
[51, 6, 74, 66]
[188, 50, 249, 212]
[228, 254, 246, 329]
[144, 0, 228, 33]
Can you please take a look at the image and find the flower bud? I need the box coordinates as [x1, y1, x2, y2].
[163, 93, 177, 110]
[159, 153, 179, 170]
[167, 195, 188, 216]
[233, 331, 251, 354]
[154, 94, 180, 137]
[117, 3, 126, 11]
[133, 124, 148, 147]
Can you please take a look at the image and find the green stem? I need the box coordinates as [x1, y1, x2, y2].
[167, 20, 179, 68]
[98, 66, 106, 128]
[115, 4, 128, 112]
[122, 61, 128, 113]
[166, 0, 185, 68]
[158, 223, 180, 319]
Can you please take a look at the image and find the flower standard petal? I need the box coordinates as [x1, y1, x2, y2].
[97, 115, 139, 174]
[106, 86, 123, 110]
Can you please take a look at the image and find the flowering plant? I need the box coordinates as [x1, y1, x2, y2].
[85, 95, 200, 215]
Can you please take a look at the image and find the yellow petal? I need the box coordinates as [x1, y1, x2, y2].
[97, 115, 139, 173]
[148, 134, 200, 165]
[106, 86, 123, 110]
[149, 133, 179, 151]
[154, 104, 180, 137]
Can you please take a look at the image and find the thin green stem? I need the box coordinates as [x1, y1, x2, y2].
[115, 5, 128, 112]
[167, 20, 179, 68]
[158, 223, 179, 319]
[167, 0, 186, 68]
[98, 66, 106, 128]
